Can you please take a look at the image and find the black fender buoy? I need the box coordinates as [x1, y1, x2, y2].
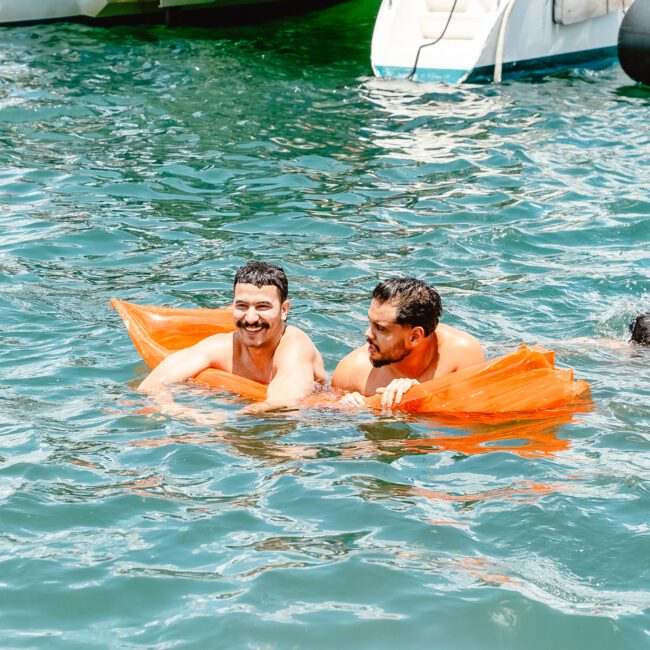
[618, 0, 650, 85]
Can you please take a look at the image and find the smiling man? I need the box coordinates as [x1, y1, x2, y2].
[139, 261, 325, 410]
[332, 278, 484, 408]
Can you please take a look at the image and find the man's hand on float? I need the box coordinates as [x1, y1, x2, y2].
[375, 378, 419, 408]
[151, 387, 227, 426]
[339, 391, 366, 407]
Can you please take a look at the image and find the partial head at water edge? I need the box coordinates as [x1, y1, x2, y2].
[629, 313, 650, 345]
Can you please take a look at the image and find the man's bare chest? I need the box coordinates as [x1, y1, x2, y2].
[230, 357, 274, 385]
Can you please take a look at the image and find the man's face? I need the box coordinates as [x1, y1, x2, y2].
[232, 283, 288, 348]
[365, 299, 412, 368]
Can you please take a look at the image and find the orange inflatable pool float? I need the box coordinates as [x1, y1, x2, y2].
[111, 299, 590, 419]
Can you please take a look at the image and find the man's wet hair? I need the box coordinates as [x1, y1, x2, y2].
[234, 261, 288, 302]
[372, 277, 442, 336]
[630, 313, 650, 345]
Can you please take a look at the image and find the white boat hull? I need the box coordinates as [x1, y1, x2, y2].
[0, 0, 327, 25]
[372, 0, 632, 83]
[0, 0, 160, 23]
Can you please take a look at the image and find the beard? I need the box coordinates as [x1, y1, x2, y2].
[369, 340, 409, 368]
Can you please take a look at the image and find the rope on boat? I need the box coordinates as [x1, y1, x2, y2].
[407, 0, 459, 81]
[494, 0, 519, 83]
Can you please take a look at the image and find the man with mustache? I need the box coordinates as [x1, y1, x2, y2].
[139, 261, 325, 410]
[332, 278, 484, 408]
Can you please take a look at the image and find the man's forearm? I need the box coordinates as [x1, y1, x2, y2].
[139, 370, 165, 393]
[138, 360, 179, 393]
[138, 352, 203, 393]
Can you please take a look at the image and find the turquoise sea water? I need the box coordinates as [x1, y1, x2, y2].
[1, 2, 649, 647]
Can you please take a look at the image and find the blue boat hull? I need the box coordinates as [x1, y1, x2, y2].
[374, 45, 619, 84]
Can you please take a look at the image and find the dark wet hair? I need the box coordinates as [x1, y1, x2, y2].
[234, 261, 288, 302]
[372, 277, 442, 336]
[630, 313, 650, 345]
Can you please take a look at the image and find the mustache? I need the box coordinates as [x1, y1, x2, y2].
[236, 318, 270, 330]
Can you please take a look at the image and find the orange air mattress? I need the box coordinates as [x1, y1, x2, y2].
[111, 299, 590, 418]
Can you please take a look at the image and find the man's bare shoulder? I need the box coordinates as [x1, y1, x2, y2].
[278, 325, 319, 353]
[195, 331, 233, 350]
[332, 345, 372, 391]
[274, 325, 326, 383]
[192, 332, 234, 363]
[337, 344, 372, 369]
[437, 323, 480, 347]
[282, 324, 315, 342]
[436, 324, 484, 368]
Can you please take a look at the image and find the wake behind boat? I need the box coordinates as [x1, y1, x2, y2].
[372, 0, 634, 83]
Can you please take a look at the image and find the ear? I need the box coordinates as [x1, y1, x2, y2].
[409, 326, 426, 346]
[281, 299, 290, 321]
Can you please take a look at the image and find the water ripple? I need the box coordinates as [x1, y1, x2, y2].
[0, 7, 649, 648]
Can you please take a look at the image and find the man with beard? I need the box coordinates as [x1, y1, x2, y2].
[332, 278, 484, 408]
[139, 261, 325, 410]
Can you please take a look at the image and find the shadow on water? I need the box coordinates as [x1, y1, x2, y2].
[129, 405, 581, 464]
[356, 410, 580, 459]
[120, 409, 581, 512]
[8, 0, 361, 29]
[63, 0, 381, 70]
[350, 474, 565, 510]
[614, 83, 650, 101]
[163, 0, 359, 27]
